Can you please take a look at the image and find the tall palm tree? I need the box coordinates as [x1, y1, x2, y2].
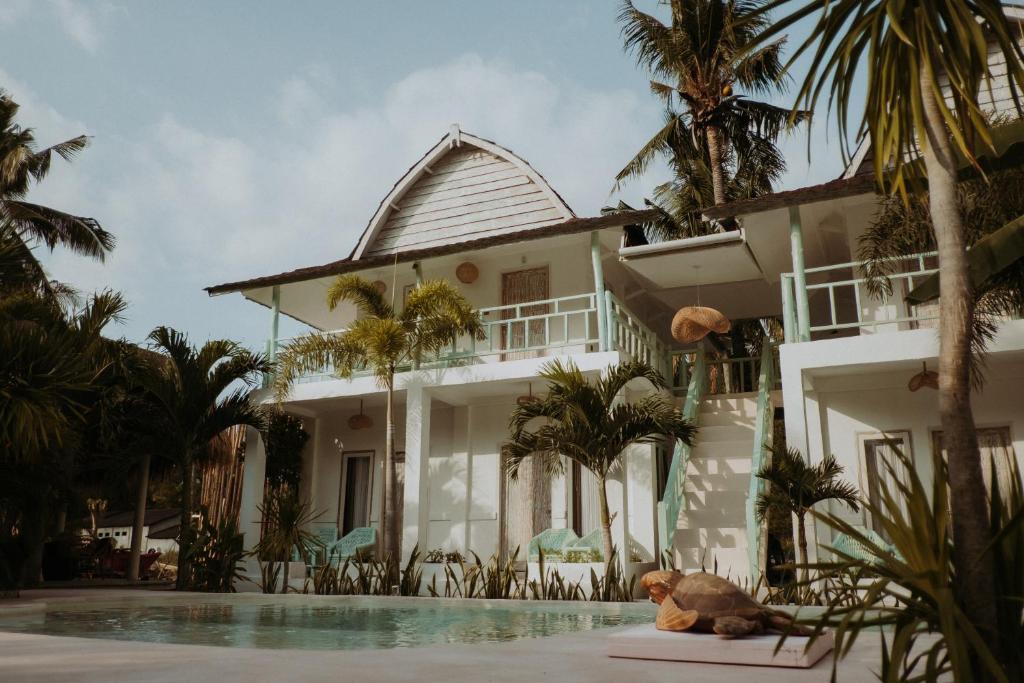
[274, 275, 484, 558]
[616, 0, 803, 219]
[753, 0, 1024, 652]
[0, 92, 112, 298]
[755, 445, 859, 584]
[139, 327, 270, 590]
[502, 360, 695, 562]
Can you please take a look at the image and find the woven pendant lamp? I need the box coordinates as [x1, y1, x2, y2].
[456, 261, 479, 284]
[348, 400, 373, 430]
[908, 361, 939, 392]
[670, 266, 731, 343]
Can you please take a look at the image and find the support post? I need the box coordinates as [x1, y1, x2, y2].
[238, 426, 268, 588]
[413, 262, 423, 286]
[403, 383, 431, 563]
[788, 206, 812, 342]
[268, 285, 281, 361]
[590, 231, 608, 351]
[781, 276, 796, 344]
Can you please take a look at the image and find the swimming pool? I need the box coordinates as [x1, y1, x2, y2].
[0, 594, 656, 650]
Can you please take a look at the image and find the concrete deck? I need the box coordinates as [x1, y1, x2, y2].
[0, 589, 883, 682]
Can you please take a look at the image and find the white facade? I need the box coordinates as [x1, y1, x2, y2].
[211, 124, 1023, 589]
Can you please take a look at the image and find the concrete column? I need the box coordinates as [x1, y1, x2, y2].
[268, 285, 281, 361]
[238, 426, 267, 586]
[402, 383, 431, 562]
[625, 443, 657, 564]
[451, 405, 471, 551]
[590, 231, 608, 351]
[789, 206, 812, 342]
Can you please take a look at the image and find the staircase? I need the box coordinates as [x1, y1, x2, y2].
[671, 393, 759, 582]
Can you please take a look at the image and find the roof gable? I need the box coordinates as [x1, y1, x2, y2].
[352, 126, 575, 259]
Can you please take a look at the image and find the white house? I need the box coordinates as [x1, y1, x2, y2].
[93, 508, 180, 555]
[207, 119, 1023, 588]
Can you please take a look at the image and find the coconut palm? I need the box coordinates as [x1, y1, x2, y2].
[753, 0, 1024, 652]
[274, 275, 484, 558]
[755, 445, 859, 584]
[502, 359, 695, 562]
[139, 326, 270, 590]
[0, 92, 112, 298]
[616, 0, 803, 219]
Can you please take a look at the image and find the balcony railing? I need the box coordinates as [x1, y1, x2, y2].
[781, 251, 939, 342]
[670, 348, 781, 396]
[605, 292, 672, 378]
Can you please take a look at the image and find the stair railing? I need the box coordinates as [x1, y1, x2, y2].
[746, 341, 778, 582]
[657, 345, 706, 559]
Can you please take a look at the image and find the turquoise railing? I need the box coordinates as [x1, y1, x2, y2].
[657, 346, 706, 558]
[605, 291, 671, 377]
[745, 341, 777, 580]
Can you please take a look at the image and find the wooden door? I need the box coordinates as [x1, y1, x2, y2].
[501, 267, 549, 360]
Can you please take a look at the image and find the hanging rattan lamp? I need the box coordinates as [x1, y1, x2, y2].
[908, 361, 939, 392]
[372, 280, 387, 295]
[670, 266, 731, 343]
[348, 400, 374, 430]
[516, 382, 539, 407]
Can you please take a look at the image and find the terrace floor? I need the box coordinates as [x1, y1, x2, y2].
[0, 589, 890, 682]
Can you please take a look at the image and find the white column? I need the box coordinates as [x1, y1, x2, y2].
[238, 426, 267, 587]
[402, 383, 431, 562]
[625, 443, 657, 564]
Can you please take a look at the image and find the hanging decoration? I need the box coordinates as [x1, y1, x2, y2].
[907, 361, 939, 392]
[516, 382, 539, 407]
[670, 266, 731, 343]
[456, 261, 479, 284]
[372, 280, 387, 295]
[348, 400, 374, 430]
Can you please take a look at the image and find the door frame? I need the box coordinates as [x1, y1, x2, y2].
[499, 265, 550, 359]
[337, 449, 375, 533]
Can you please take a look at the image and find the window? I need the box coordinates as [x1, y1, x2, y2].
[858, 431, 912, 543]
[932, 426, 1017, 497]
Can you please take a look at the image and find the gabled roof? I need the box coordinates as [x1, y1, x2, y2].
[95, 508, 180, 528]
[351, 125, 575, 259]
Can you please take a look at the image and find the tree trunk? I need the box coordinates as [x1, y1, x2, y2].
[919, 63, 1000, 650]
[382, 374, 398, 559]
[597, 473, 614, 565]
[796, 511, 808, 585]
[128, 453, 151, 582]
[176, 457, 194, 591]
[705, 125, 729, 207]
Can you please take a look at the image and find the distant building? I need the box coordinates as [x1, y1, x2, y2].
[92, 509, 179, 554]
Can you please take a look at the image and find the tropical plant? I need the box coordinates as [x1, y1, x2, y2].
[786, 448, 1024, 682]
[274, 275, 484, 558]
[181, 510, 247, 593]
[253, 488, 320, 593]
[138, 326, 270, 590]
[0, 92, 112, 299]
[502, 359, 695, 562]
[755, 445, 859, 584]
[262, 410, 310, 493]
[754, 0, 1024, 653]
[616, 0, 805, 235]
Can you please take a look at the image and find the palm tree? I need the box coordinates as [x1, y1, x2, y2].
[616, 0, 803, 220]
[755, 445, 859, 584]
[274, 275, 484, 558]
[502, 359, 695, 562]
[753, 0, 1024, 652]
[139, 326, 270, 590]
[0, 92, 112, 298]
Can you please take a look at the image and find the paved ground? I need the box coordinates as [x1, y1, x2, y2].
[0, 589, 883, 682]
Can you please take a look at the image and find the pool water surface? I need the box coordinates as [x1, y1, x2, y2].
[0, 595, 656, 650]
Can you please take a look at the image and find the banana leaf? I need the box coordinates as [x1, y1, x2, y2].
[905, 214, 1024, 304]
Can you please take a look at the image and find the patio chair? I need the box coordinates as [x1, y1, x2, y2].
[527, 528, 579, 561]
[566, 529, 604, 560]
[325, 526, 377, 565]
[293, 527, 339, 568]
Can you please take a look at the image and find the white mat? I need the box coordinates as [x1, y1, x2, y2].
[606, 624, 834, 669]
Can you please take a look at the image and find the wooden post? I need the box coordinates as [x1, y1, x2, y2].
[590, 232, 608, 351]
[268, 285, 281, 361]
[788, 206, 811, 342]
[413, 262, 423, 286]
[781, 276, 796, 344]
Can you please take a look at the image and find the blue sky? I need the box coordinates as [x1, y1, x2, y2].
[2, 1, 854, 351]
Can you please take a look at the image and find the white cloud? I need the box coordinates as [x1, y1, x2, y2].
[50, 0, 111, 53]
[22, 55, 670, 348]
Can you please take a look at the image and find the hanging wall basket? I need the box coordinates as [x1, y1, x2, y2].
[456, 262, 479, 284]
[671, 306, 731, 343]
[348, 400, 374, 430]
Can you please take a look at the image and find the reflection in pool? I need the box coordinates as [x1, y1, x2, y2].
[0, 596, 655, 650]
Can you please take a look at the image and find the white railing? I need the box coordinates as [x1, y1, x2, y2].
[780, 251, 939, 341]
[605, 291, 672, 376]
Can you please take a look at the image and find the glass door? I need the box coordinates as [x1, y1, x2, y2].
[338, 451, 374, 535]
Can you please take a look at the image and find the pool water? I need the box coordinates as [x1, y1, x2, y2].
[0, 595, 656, 650]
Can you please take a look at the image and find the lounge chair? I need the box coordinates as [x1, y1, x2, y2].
[293, 527, 339, 568]
[566, 529, 604, 560]
[325, 526, 377, 565]
[831, 528, 902, 565]
[527, 528, 579, 561]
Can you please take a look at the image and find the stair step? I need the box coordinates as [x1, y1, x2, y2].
[695, 424, 755, 442]
[690, 439, 754, 460]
